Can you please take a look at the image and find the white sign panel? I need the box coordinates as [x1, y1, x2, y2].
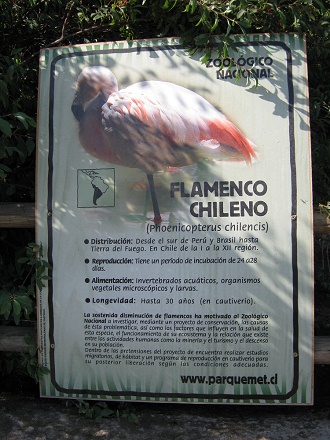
[37, 35, 313, 404]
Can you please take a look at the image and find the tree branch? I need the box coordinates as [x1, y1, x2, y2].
[22, 23, 115, 65]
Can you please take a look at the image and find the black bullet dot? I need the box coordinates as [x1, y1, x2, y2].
[85, 298, 90, 303]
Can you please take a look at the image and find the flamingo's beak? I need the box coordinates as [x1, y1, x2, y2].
[71, 93, 84, 122]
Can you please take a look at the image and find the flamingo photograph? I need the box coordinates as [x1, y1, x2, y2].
[71, 66, 256, 223]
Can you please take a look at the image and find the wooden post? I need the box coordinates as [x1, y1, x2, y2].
[314, 337, 330, 365]
[0, 327, 36, 352]
[0, 203, 35, 228]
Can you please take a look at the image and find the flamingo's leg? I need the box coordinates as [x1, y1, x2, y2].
[147, 174, 162, 224]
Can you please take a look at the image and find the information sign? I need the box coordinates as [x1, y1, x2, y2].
[37, 34, 313, 404]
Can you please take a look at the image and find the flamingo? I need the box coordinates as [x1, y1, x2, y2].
[71, 66, 256, 223]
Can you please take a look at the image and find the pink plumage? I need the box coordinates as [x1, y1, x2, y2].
[72, 66, 256, 222]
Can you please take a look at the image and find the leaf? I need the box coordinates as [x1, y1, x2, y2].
[37, 278, 45, 291]
[237, 9, 246, 19]
[210, 15, 219, 32]
[223, 44, 228, 59]
[0, 118, 12, 137]
[225, 21, 232, 37]
[188, 0, 198, 14]
[0, 163, 11, 173]
[127, 413, 140, 424]
[17, 257, 30, 263]
[0, 79, 9, 94]
[39, 366, 50, 374]
[0, 299, 11, 315]
[13, 312, 20, 325]
[238, 19, 252, 29]
[12, 299, 21, 315]
[26, 361, 34, 376]
[7, 65, 15, 81]
[101, 408, 115, 417]
[277, 9, 286, 28]
[16, 294, 33, 309]
[162, 0, 179, 11]
[41, 260, 52, 269]
[200, 50, 212, 64]
[36, 265, 46, 277]
[313, 0, 325, 11]
[14, 112, 36, 129]
[15, 114, 28, 129]
[194, 33, 209, 46]
[195, 11, 208, 27]
[26, 138, 35, 155]
[38, 366, 50, 377]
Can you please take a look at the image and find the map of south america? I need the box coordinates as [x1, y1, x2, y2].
[77, 168, 115, 208]
[90, 175, 109, 205]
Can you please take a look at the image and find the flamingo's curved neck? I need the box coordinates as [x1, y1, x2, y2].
[79, 94, 115, 163]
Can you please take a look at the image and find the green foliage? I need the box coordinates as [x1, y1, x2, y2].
[67, 399, 139, 423]
[0, 334, 50, 385]
[315, 202, 330, 302]
[0, 51, 36, 201]
[304, 1, 330, 205]
[319, 202, 330, 217]
[314, 232, 330, 336]
[150, 0, 326, 58]
[0, 242, 50, 325]
[0, 241, 50, 384]
[20, 334, 50, 383]
[68, 400, 116, 421]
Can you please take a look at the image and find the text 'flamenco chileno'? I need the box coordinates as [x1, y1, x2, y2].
[170, 180, 268, 218]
